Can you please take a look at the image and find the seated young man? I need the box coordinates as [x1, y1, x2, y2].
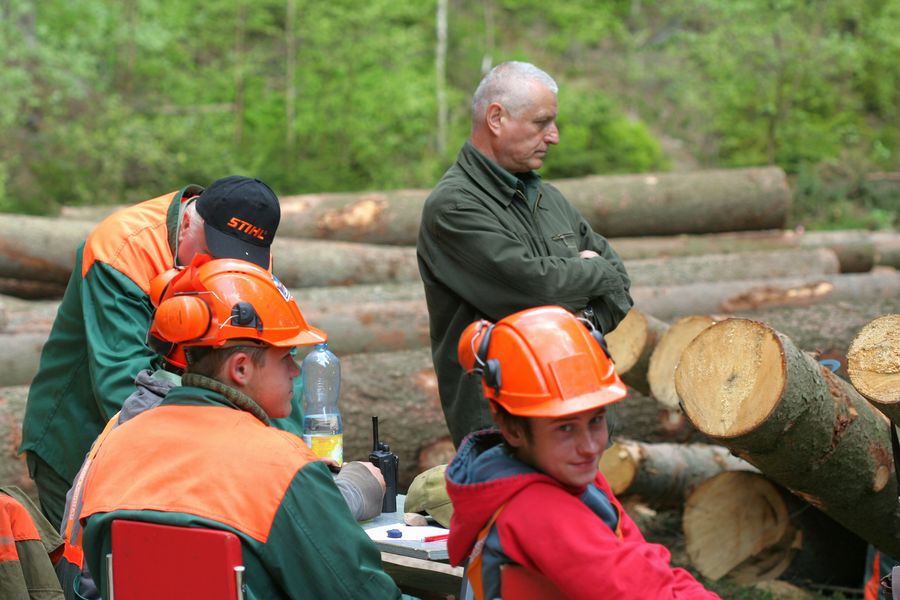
[57, 260, 386, 599]
[77, 258, 403, 599]
[447, 305, 719, 599]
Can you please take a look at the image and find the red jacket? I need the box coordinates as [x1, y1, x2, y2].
[446, 429, 719, 600]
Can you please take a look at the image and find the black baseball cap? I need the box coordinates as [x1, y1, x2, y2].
[195, 176, 280, 268]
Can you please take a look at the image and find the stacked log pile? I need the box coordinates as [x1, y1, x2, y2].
[1, 166, 897, 590]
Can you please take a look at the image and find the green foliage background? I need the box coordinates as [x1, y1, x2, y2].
[1, 0, 897, 227]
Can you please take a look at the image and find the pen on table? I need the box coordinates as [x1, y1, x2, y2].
[423, 533, 450, 543]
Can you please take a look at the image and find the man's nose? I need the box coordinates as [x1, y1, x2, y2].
[576, 429, 600, 455]
[545, 123, 560, 145]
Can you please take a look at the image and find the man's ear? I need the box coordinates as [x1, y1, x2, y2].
[489, 401, 527, 449]
[485, 102, 505, 135]
[223, 351, 253, 388]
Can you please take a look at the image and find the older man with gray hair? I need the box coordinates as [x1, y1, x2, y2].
[417, 61, 633, 446]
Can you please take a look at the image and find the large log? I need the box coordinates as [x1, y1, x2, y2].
[0, 214, 92, 283]
[683, 471, 867, 585]
[625, 248, 840, 288]
[611, 229, 900, 273]
[60, 168, 790, 245]
[647, 316, 717, 409]
[277, 167, 790, 243]
[0, 214, 423, 290]
[598, 439, 755, 509]
[848, 314, 900, 422]
[674, 319, 900, 557]
[270, 237, 419, 287]
[632, 269, 900, 321]
[605, 308, 669, 395]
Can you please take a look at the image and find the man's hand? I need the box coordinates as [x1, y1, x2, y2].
[579, 249, 600, 259]
[356, 461, 386, 492]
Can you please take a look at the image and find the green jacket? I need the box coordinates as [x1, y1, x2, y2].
[80, 383, 402, 600]
[417, 142, 632, 446]
[19, 188, 304, 487]
[0, 486, 63, 600]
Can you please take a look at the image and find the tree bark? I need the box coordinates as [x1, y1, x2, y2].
[848, 314, 900, 422]
[632, 269, 900, 321]
[270, 237, 420, 287]
[0, 215, 93, 283]
[647, 316, 717, 409]
[683, 471, 867, 585]
[0, 216, 423, 290]
[610, 229, 900, 273]
[674, 318, 900, 557]
[0, 290, 430, 373]
[271, 167, 789, 244]
[605, 308, 669, 395]
[598, 439, 755, 509]
[625, 248, 839, 287]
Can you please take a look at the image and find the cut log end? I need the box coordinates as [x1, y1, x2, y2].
[675, 319, 786, 438]
[606, 309, 649, 375]
[597, 440, 640, 495]
[683, 471, 795, 582]
[647, 316, 716, 409]
[848, 314, 900, 405]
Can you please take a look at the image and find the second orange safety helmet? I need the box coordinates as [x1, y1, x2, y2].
[457, 306, 627, 418]
[148, 257, 326, 368]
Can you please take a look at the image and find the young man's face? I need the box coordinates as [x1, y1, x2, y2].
[243, 346, 300, 419]
[507, 406, 609, 490]
[493, 82, 560, 174]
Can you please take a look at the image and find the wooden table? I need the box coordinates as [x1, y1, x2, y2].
[363, 495, 462, 598]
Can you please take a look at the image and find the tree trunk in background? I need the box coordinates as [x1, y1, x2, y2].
[435, 0, 448, 156]
[848, 314, 900, 423]
[683, 471, 867, 586]
[632, 269, 900, 321]
[647, 316, 717, 409]
[285, 0, 296, 150]
[273, 167, 789, 244]
[625, 248, 839, 287]
[598, 439, 755, 509]
[606, 308, 668, 396]
[675, 319, 900, 557]
[610, 229, 900, 272]
[233, 2, 246, 147]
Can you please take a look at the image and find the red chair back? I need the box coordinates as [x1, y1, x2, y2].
[109, 519, 244, 600]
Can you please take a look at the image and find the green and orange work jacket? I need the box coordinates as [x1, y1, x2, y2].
[19, 187, 304, 490]
[78, 384, 402, 599]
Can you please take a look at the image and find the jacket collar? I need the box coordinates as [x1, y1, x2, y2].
[457, 141, 521, 208]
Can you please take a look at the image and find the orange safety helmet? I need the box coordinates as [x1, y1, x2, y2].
[147, 257, 326, 368]
[457, 306, 627, 417]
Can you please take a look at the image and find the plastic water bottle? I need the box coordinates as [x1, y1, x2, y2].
[302, 343, 343, 465]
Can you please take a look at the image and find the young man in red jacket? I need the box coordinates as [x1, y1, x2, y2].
[446, 305, 719, 599]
